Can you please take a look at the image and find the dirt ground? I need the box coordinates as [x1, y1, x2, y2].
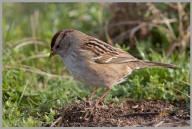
[49, 99, 190, 127]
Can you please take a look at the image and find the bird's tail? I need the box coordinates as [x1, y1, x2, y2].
[128, 60, 179, 70]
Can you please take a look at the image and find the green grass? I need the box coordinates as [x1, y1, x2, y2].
[2, 3, 190, 127]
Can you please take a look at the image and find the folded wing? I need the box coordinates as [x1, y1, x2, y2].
[80, 37, 138, 64]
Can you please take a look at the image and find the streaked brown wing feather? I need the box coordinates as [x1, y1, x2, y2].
[80, 37, 138, 64]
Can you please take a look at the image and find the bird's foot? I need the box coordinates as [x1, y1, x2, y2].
[84, 99, 106, 109]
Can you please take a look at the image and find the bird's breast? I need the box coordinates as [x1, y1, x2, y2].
[61, 51, 133, 88]
[61, 51, 109, 87]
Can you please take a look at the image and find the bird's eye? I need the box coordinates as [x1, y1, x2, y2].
[56, 44, 60, 49]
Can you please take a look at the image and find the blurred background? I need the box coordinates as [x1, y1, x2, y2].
[2, 3, 190, 126]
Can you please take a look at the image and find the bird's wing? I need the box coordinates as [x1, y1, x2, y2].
[80, 37, 138, 64]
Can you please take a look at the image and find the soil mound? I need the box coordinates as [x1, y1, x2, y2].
[50, 99, 190, 127]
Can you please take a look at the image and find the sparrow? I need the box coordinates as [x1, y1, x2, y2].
[49, 29, 178, 106]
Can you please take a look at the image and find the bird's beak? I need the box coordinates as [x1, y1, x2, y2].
[49, 51, 56, 58]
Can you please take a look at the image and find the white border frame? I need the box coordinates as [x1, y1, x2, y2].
[0, 0, 191, 128]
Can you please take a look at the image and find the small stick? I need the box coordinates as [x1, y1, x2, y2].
[120, 112, 165, 117]
[50, 116, 62, 127]
[155, 121, 165, 127]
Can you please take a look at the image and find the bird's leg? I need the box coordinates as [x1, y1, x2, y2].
[87, 87, 98, 100]
[95, 88, 111, 106]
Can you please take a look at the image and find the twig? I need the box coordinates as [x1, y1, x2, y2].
[166, 29, 190, 57]
[50, 116, 62, 127]
[167, 3, 179, 10]
[129, 23, 148, 39]
[166, 42, 180, 57]
[109, 19, 176, 28]
[180, 29, 190, 53]
[113, 30, 131, 44]
[147, 3, 176, 40]
[120, 112, 161, 117]
[4, 65, 71, 79]
[160, 120, 190, 127]
[112, 18, 177, 46]
[129, 23, 148, 49]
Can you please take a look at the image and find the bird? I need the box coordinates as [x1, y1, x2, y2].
[49, 29, 178, 106]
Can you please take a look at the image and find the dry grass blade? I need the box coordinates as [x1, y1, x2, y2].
[163, 18, 176, 40]
[172, 88, 190, 98]
[4, 65, 71, 79]
[51, 116, 62, 127]
[159, 121, 190, 127]
[178, 3, 184, 38]
[31, 10, 39, 53]
[105, 23, 114, 46]
[5, 37, 34, 46]
[14, 40, 46, 50]
[152, 18, 177, 24]
[18, 53, 50, 62]
[155, 121, 165, 127]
